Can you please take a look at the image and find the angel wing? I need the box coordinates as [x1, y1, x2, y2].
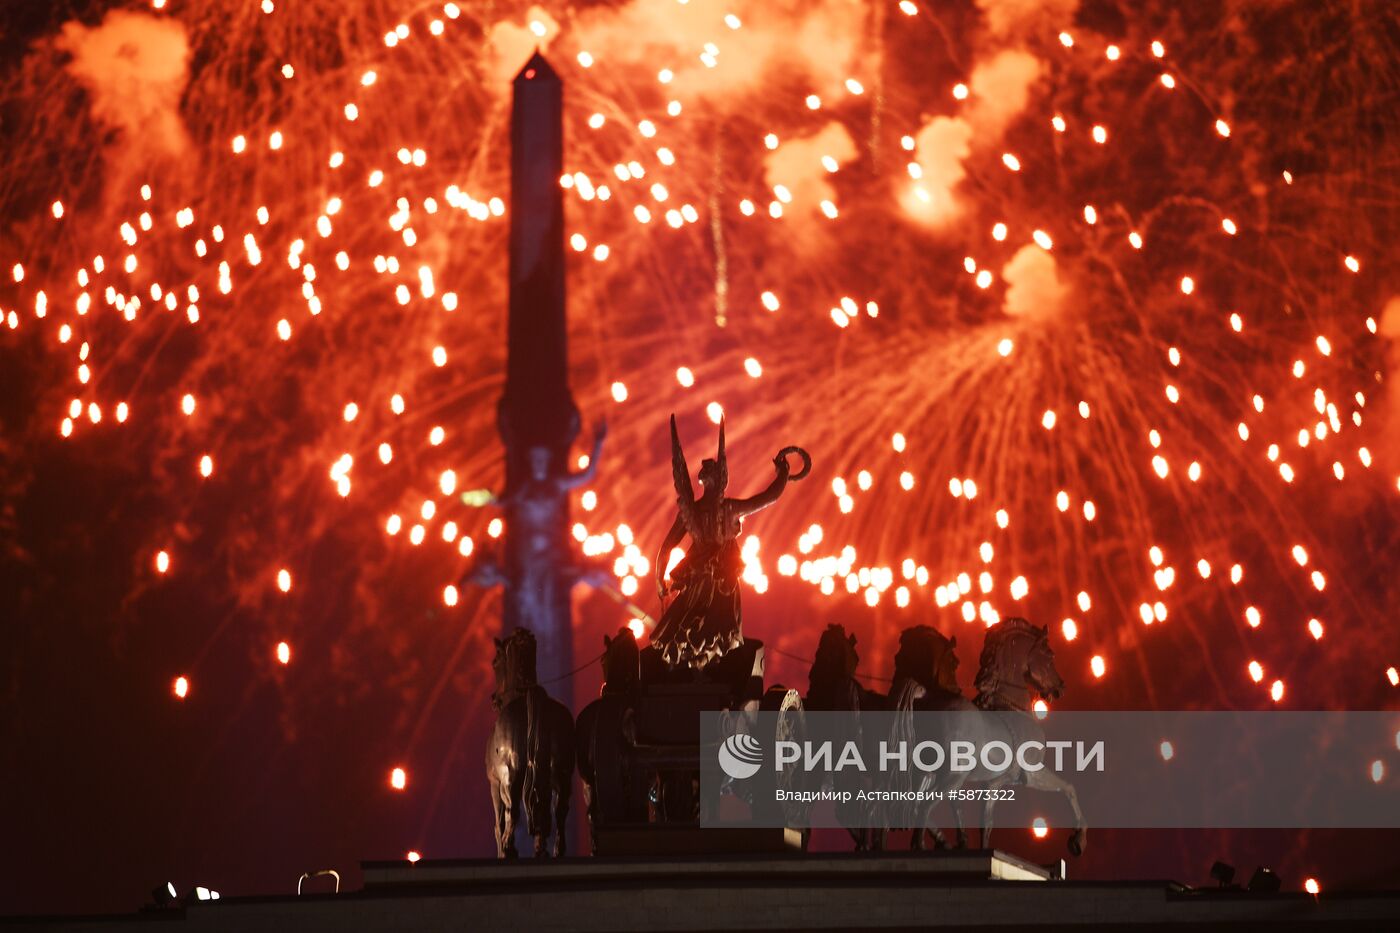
[670, 414, 696, 523]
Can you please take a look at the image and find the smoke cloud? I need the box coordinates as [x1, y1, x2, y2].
[484, 6, 561, 86]
[902, 6, 1071, 228]
[763, 121, 858, 218]
[976, 0, 1080, 40]
[967, 49, 1042, 137]
[1001, 245, 1068, 320]
[901, 117, 974, 224]
[569, 0, 867, 107]
[58, 10, 190, 161]
[487, 0, 1071, 255]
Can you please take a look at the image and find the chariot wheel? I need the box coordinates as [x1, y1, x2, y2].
[749, 686, 810, 844]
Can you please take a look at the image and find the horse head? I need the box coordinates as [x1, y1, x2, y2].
[974, 618, 1063, 709]
[599, 627, 641, 695]
[1025, 625, 1064, 701]
[813, 623, 858, 679]
[807, 624, 859, 709]
[893, 625, 960, 697]
[492, 628, 539, 707]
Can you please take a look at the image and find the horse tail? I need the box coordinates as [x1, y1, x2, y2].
[523, 685, 546, 837]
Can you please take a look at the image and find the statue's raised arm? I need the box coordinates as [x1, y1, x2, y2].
[730, 445, 810, 518]
[559, 420, 608, 492]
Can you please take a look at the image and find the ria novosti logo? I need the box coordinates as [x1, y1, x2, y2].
[717, 732, 764, 780]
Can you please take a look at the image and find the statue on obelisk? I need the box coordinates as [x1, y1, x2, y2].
[463, 52, 604, 686]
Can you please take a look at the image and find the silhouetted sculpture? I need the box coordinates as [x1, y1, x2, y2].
[464, 420, 607, 595]
[564, 417, 811, 846]
[486, 629, 575, 857]
[899, 618, 1085, 856]
[889, 625, 964, 711]
[576, 628, 648, 850]
[651, 416, 810, 669]
[806, 624, 887, 850]
[885, 625, 969, 849]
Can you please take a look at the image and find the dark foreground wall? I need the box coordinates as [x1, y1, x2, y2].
[13, 851, 1400, 932]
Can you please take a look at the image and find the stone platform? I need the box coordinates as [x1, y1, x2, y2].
[361, 847, 1051, 890]
[23, 851, 1400, 931]
[588, 825, 806, 857]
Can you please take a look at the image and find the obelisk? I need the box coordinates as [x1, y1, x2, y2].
[497, 52, 577, 685]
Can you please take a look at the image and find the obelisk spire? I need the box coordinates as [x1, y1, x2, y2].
[503, 51, 572, 451]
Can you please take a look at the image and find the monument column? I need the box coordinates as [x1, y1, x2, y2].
[497, 52, 577, 685]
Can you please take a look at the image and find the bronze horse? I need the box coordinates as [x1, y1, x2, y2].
[805, 623, 886, 850]
[886, 625, 969, 849]
[576, 628, 648, 849]
[486, 629, 575, 857]
[917, 617, 1085, 856]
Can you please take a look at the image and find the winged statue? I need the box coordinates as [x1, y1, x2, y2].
[650, 415, 810, 669]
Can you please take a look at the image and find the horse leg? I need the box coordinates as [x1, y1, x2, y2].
[926, 807, 950, 850]
[908, 765, 946, 851]
[498, 768, 521, 859]
[912, 806, 946, 851]
[489, 772, 508, 859]
[576, 717, 596, 853]
[937, 772, 969, 849]
[918, 793, 949, 850]
[979, 773, 1015, 850]
[868, 784, 890, 851]
[533, 812, 550, 856]
[838, 779, 871, 852]
[580, 779, 597, 854]
[906, 791, 927, 851]
[949, 802, 969, 849]
[923, 825, 950, 851]
[554, 761, 572, 857]
[531, 785, 551, 859]
[1025, 768, 1087, 856]
[526, 745, 553, 858]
